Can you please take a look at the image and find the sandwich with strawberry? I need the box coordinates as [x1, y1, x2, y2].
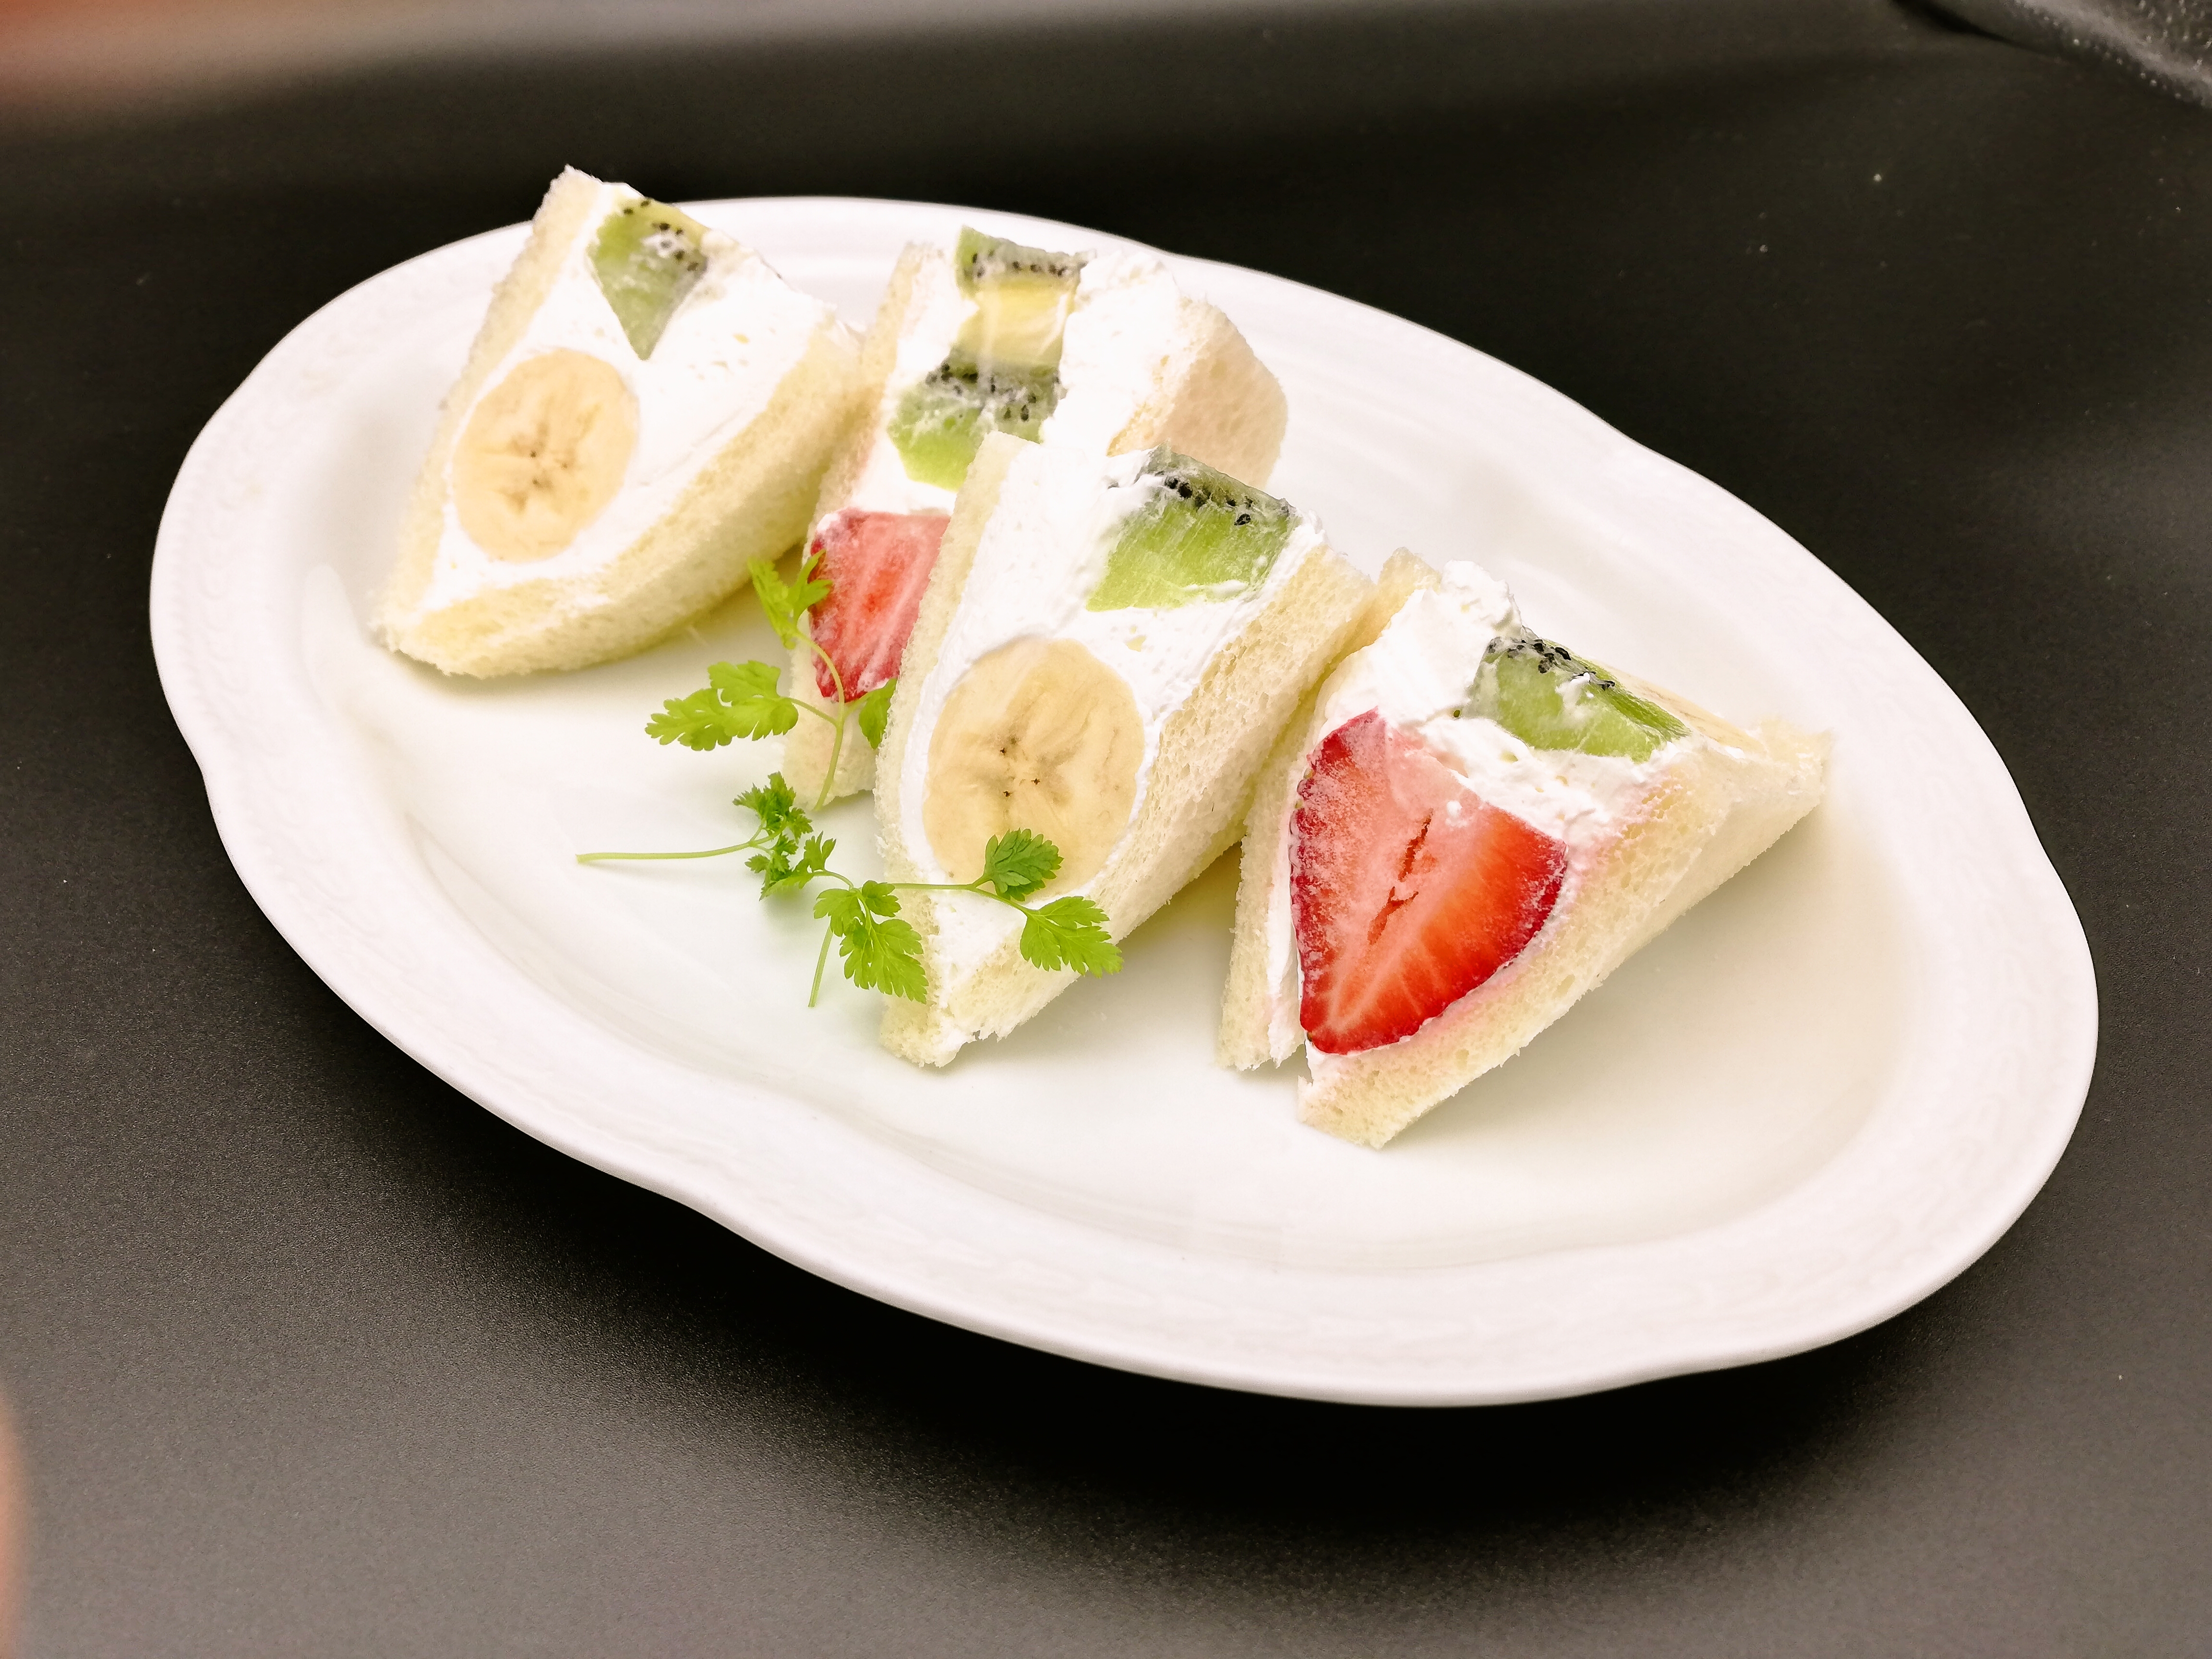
[779, 227, 1288, 805]
[1219, 553, 1827, 1146]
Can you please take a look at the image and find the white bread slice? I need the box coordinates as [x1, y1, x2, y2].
[783, 235, 1289, 803]
[379, 168, 866, 677]
[874, 432, 1370, 1067]
[1219, 552, 1827, 1147]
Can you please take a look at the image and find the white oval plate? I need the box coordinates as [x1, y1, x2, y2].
[150, 197, 2095, 1405]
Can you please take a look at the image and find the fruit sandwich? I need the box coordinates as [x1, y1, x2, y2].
[781, 227, 1289, 804]
[1219, 553, 1828, 1147]
[873, 432, 1371, 1067]
[380, 168, 865, 677]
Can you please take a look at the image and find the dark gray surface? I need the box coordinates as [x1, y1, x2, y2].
[3, 3, 2208, 1653]
[1936, 0, 2212, 108]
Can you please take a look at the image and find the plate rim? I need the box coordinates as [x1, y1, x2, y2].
[148, 194, 2099, 1405]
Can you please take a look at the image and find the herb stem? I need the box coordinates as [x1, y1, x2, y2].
[803, 636, 853, 812]
[575, 837, 765, 864]
[886, 877, 1042, 916]
[808, 917, 835, 1008]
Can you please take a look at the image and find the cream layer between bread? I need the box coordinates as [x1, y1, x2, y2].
[412, 179, 830, 617]
[829, 247, 964, 518]
[896, 441, 1327, 984]
[830, 243, 1214, 520]
[1260, 562, 1685, 1067]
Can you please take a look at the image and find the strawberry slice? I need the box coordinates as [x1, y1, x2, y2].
[805, 508, 950, 701]
[1292, 709, 1566, 1055]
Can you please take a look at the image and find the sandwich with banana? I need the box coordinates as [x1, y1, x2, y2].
[780, 226, 1289, 804]
[1218, 552, 1828, 1146]
[379, 167, 865, 677]
[872, 433, 1372, 1066]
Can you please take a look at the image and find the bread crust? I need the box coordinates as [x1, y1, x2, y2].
[380, 168, 602, 656]
[870, 433, 1018, 1065]
[1113, 296, 1289, 490]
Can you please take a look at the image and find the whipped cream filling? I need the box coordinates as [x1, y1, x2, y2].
[832, 242, 1197, 521]
[1261, 561, 1683, 1066]
[836, 247, 970, 517]
[416, 180, 829, 615]
[1043, 248, 1193, 455]
[898, 442, 1324, 985]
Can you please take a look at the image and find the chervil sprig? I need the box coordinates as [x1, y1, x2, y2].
[642, 550, 895, 810]
[811, 883, 928, 1005]
[577, 773, 1121, 1006]
[747, 551, 831, 647]
[643, 661, 795, 748]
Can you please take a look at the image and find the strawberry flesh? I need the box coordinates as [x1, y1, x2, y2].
[805, 508, 950, 701]
[1292, 709, 1566, 1056]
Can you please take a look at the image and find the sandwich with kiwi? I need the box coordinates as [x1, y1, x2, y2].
[1218, 553, 1828, 1146]
[872, 433, 1370, 1066]
[379, 167, 865, 677]
[780, 226, 1289, 805]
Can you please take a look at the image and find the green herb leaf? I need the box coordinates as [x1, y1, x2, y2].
[646, 661, 796, 748]
[745, 844, 795, 895]
[815, 885, 928, 1001]
[749, 551, 832, 649]
[645, 688, 745, 750]
[1019, 895, 1120, 976]
[735, 772, 817, 896]
[705, 660, 800, 737]
[980, 830, 1059, 901]
[734, 774, 809, 840]
[811, 885, 863, 929]
[854, 680, 896, 749]
[613, 724, 1120, 1005]
[759, 833, 832, 897]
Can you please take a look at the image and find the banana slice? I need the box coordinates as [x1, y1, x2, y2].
[451, 349, 638, 563]
[924, 636, 1143, 890]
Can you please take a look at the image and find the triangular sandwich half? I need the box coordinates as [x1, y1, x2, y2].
[380, 167, 865, 676]
[1219, 552, 1827, 1146]
[874, 433, 1370, 1066]
[781, 227, 1288, 803]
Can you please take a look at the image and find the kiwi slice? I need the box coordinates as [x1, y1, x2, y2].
[1461, 634, 1688, 760]
[1086, 451, 1295, 612]
[886, 229, 1085, 488]
[887, 352, 1060, 490]
[952, 228, 1085, 373]
[589, 196, 710, 360]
